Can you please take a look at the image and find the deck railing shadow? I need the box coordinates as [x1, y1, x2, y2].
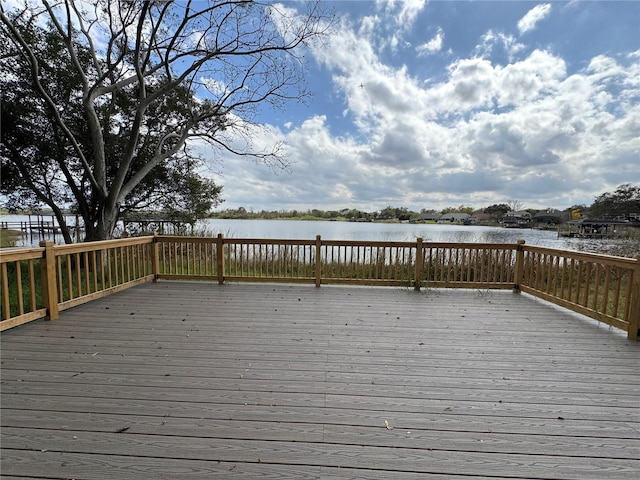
[1, 234, 638, 339]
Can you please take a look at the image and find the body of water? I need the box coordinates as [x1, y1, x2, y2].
[202, 219, 634, 256]
[2, 215, 637, 257]
[207, 219, 553, 243]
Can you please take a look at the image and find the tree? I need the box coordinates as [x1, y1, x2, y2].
[589, 184, 640, 219]
[376, 206, 410, 220]
[0, 1, 331, 241]
[483, 203, 510, 222]
[378, 206, 397, 220]
[1, 25, 223, 241]
[441, 205, 473, 215]
[507, 200, 524, 212]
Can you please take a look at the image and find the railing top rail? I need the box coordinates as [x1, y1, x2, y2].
[421, 242, 519, 250]
[157, 235, 317, 246]
[320, 239, 416, 248]
[53, 236, 155, 254]
[522, 244, 637, 267]
[0, 247, 45, 261]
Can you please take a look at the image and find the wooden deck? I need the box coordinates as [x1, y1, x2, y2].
[1, 282, 639, 479]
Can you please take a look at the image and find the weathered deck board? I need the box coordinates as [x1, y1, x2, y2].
[2, 282, 640, 479]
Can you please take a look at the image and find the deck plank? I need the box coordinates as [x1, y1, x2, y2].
[2, 282, 639, 479]
[2, 409, 638, 459]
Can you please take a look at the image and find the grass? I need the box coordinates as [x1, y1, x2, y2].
[0, 229, 23, 248]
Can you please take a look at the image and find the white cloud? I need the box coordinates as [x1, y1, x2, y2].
[416, 28, 444, 56]
[447, 58, 496, 107]
[518, 4, 552, 35]
[476, 30, 526, 60]
[267, 2, 305, 44]
[376, 0, 427, 28]
[396, 0, 427, 26]
[370, 0, 428, 52]
[200, 77, 228, 96]
[496, 49, 566, 106]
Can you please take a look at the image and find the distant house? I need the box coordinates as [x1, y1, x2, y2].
[501, 211, 532, 228]
[438, 213, 470, 224]
[420, 212, 441, 222]
[533, 210, 562, 225]
[471, 212, 493, 223]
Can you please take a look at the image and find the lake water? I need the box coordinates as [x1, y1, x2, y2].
[3, 215, 636, 256]
[208, 219, 551, 243]
[202, 219, 633, 256]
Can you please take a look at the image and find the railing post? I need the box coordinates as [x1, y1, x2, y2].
[315, 235, 322, 288]
[414, 237, 423, 291]
[39, 240, 59, 320]
[152, 232, 160, 282]
[513, 239, 526, 293]
[628, 255, 640, 341]
[217, 233, 225, 285]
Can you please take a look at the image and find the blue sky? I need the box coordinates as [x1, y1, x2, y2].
[208, 0, 639, 213]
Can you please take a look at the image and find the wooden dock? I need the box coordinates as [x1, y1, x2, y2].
[2, 282, 639, 479]
[1, 215, 83, 243]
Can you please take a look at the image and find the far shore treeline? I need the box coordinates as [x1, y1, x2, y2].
[210, 184, 640, 224]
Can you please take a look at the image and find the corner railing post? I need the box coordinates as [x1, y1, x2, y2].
[315, 235, 322, 288]
[628, 255, 640, 341]
[152, 232, 160, 282]
[39, 240, 59, 320]
[217, 233, 225, 285]
[414, 237, 423, 291]
[513, 239, 526, 293]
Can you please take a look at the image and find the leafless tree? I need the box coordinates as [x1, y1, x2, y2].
[507, 199, 524, 212]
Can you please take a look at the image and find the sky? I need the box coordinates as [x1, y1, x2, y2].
[205, 0, 640, 213]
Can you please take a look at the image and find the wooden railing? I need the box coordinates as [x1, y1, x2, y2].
[0, 237, 154, 330]
[519, 246, 639, 334]
[1, 235, 638, 339]
[0, 246, 48, 328]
